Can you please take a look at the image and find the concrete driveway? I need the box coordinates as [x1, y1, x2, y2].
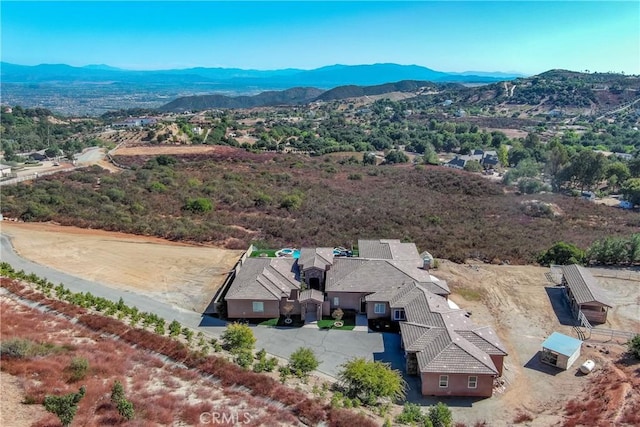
[0, 233, 395, 377]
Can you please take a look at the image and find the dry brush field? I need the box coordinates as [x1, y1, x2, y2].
[2, 146, 637, 263]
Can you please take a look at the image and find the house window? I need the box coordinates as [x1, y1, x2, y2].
[468, 376, 477, 389]
[393, 309, 406, 321]
[333, 297, 339, 307]
[252, 301, 264, 313]
[374, 303, 386, 314]
[439, 375, 448, 388]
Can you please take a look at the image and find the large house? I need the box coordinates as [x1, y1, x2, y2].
[221, 239, 507, 397]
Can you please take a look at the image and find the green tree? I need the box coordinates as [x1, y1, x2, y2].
[338, 358, 407, 405]
[289, 347, 320, 378]
[428, 402, 453, 427]
[621, 178, 640, 206]
[463, 160, 482, 172]
[117, 399, 135, 421]
[221, 322, 256, 354]
[628, 334, 640, 359]
[497, 144, 509, 167]
[384, 150, 409, 164]
[43, 386, 86, 427]
[537, 242, 585, 266]
[111, 380, 125, 403]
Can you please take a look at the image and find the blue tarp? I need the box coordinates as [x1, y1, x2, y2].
[541, 332, 582, 356]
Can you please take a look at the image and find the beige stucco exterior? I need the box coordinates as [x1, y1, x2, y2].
[420, 373, 494, 397]
[226, 299, 280, 319]
[326, 291, 367, 312]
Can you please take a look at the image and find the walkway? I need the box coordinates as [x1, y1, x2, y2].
[0, 234, 391, 377]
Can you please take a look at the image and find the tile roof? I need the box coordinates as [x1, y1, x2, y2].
[226, 258, 299, 301]
[299, 289, 324, 303]
[561, 265, 612, 307]
[395, 284, 503, 375]
[357, 239, 420, 261]
[299, 247, 334, 270]
[326, 259, 449, 295]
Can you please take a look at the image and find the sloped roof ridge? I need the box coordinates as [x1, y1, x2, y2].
[255, 274, 285, 299]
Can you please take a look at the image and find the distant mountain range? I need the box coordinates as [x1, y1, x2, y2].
[0, 62, 523, 87]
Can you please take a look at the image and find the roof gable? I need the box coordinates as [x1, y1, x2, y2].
[226, 258, 299, 300]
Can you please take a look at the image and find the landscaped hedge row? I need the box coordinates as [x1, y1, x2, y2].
[0, 271, 378, 427]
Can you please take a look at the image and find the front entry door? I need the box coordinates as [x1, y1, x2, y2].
[360, 297, 366, 313]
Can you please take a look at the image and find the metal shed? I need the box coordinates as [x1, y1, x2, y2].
[540, 332, 582, 370]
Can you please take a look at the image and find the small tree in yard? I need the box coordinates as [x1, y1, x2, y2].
[43, 386, 86, 427]
[289, 347, 320, 378]
[332, 308, 344, 326]
[338, 358, 406, 405]
[282, 302, 294, 322]
[628, 334, 640, 360]
[221, 322, 256, 354]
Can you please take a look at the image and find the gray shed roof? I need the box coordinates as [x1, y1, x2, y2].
[226, 258, 299, 301]
[561, 265, 612, 307]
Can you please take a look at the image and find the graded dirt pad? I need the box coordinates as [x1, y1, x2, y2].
[113, 144, 235, 156]
[0, 222, 243, 312]
[432, 261, 640, 426]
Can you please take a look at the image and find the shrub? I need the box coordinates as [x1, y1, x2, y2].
[429, 402, 453, 427]
[221, 322, 256, 354]
[168, 320, 181, 337]
[0, 338, 63, 358]
[396, 402, 425, 424]
[43, 386, 86, 427]
[289, 347, 320, 378]
[111, 380, 125, 402]
[67, 357, 89, 382]
[235, 349, 254, 369]
[628, 334, 640, 359]
[183, 197, 213, 214]
[338, 358, 406, 404]
[117, 398, 135, 420]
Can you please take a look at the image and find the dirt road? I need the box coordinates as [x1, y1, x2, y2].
[0, 222, 243, 312]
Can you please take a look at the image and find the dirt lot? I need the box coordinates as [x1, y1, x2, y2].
[0, 222, 243, 312]
[432, 261, 640, 426]
[113, 144, 236, 157]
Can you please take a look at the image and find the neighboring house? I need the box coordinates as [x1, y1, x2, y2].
[113, 117, 157, 128]
[222, 239, 506, 398]
[446, 150, 499, 170]
[0, 164, 12, 177]
[556, 264, 612, 324]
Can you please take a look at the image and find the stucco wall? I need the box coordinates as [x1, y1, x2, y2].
[421, 373, 494, 397]
[366, 301, 390, 319]
[490, 355, 504, 376]
[326, 291, 366, 312]
[279, 299, 301, 316]
[227, 299, 280, 319]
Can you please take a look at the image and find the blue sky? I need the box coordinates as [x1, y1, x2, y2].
[1, 1, 638, 75]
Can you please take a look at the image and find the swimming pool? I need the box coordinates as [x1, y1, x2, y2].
[276, 248, 300, 258]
